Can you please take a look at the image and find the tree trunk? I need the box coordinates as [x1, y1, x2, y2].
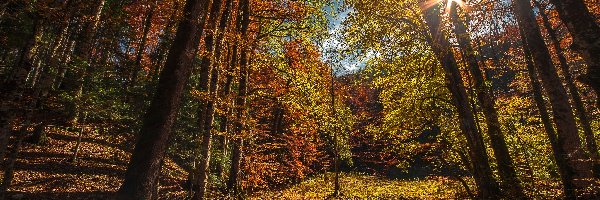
[68, 0, 105, 125]
[53, 41, 76, 90]
[149, 1, 179, 82]
[27, 122, 48, 144]
[130, 3, 156, 89]
[534, 0, 600, 176]
[114, 0, 212, 199]
[227, 138, 243, 194]
[422, 4, 501, 199]
[548, 0, 600, 103]
[27, 53, 44, 88]
[331, 64, 340, 197]
[34, 0, 73, 103]
[227, 0, 250, 195]
[519, 26, 572, 196]
[513, 0, 595, 198]
[0, 17, 43, 161]
[194, 61, 221, 200]
[189, 0, 226, 198]
[193, 0, 235, 198]
[450, 4, 526, 199]
[0, 129, 24, 199]
[70, 114, 87, 163]
[216, 46, 236, 178]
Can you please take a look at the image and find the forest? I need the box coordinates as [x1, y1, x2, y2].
[0, 0, 599, 199]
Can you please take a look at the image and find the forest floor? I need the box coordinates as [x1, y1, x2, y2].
[6, 122, 475, 200]
[4, 113, 563, 199]
[250, 172, 568, 199]
[6, 123, 189, 200]
[250, 173, 473, 199]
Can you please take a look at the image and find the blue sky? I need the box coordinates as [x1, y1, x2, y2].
[319, 0, 366, 74]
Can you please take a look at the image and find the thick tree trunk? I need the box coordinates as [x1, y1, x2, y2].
[36, 25, 68, 98]
[519, 26, 572, 197]
[194, 62, 221, 200]
[114, 0, 212, 199]
[27, 53, 45, 88]
[548, 0, 600, 103]
[513, 0, 595, 198]
[27, 121, 48, 144]
[534, 0, 600, 176]
[0, 18, 43, 161]
[422, 4, 501, 199]
[227, 138, 243, 194]
[149, 2, 179, 82]
[213, 0, 235, 180]
[450, 4, 526, 199]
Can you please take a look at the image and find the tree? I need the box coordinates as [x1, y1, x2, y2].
[115, 0, 212, 198]
[519, 25, 574, 200]
[422, 3, 501, 199]
[533, 0, 600, 176]
[0, 11, 43, 161]
[67, 0, 106, 124]
[130, 1, 157, 90]
[331, 64, 340, 197]
[512, 0, 595, 198]
[227, 0, 251, 194]
[547, 0, 600, 103]
[193, 0, 235, 198]
[449, 3, 526, 198]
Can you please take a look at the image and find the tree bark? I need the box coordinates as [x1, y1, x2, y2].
[422, 4, 501, 199]
[0, 17, 43, 161]
[450, 4, 526, 199]
[0, 128, 24, 200]
[534, 0, 600, 176]
[513, 0, 595, 198]
[67, 0, 105, 125]
[70, 115, 87, 163]
[228, 1, 251, 194]
[519, 26, 573, 197]
[130, 3, 156, 89]
[114, 0, 212, 199]
[149, 1, 180, 82]
[36, 23, 68, 98]
[216, 22, 241, 176]
[189, 0, 227, 198]
[53, 41, 76, 90]
[216, 45, 236, 179]
[548, 0, 600, 103]
[331, 63, 340, 197]
[193, 0, 235, 198]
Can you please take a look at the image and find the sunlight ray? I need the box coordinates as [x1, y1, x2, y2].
[419, 0, 444, 11]
[421, 0, 468, 14]
[446, 0, 468, 15]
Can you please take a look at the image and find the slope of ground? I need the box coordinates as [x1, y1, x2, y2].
[6, 124, 188, 200]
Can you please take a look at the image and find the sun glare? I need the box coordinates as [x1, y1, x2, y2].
[420, 0, 467, 12]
